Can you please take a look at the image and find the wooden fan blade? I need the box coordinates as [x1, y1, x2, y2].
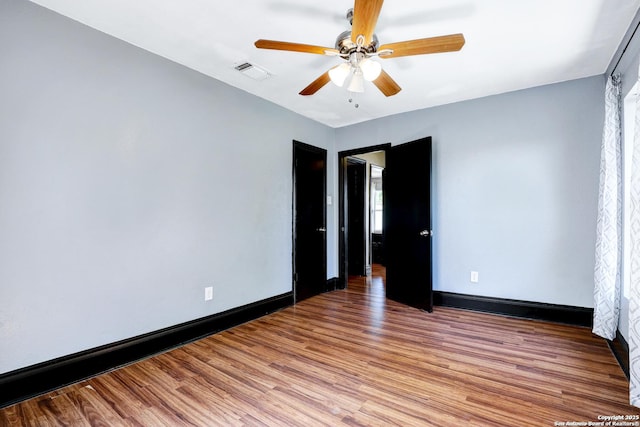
[379, 34, 465, 59]
[299, 71, 331, 96]
[351, 0, 384, 46]
[255, 39, 338, 55]
[372, 70, 401, 97]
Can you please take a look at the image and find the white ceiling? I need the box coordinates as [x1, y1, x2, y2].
[29, 0, 640, 128]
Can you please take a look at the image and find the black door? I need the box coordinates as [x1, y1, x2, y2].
[293, 141, 327, 302]
[384, 137, 433, 311]
[347, 157, 366, 276]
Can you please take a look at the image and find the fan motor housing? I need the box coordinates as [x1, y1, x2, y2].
[334, 30, 378, 55]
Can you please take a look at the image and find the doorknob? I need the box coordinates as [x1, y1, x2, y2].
[419, 230, 432, 237]
[317, 227, 326, 232]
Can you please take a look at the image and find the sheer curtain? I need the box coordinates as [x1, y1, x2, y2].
[631, 66, 640, 406]
[593, 75, 622, 341]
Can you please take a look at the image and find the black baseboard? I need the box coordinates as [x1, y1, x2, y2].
[0, 292, 293, 409]
[433, 291, 593, 327]
[608, 330, 630, 380]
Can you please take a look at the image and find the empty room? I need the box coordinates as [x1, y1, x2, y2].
[2, 0, 640, 425]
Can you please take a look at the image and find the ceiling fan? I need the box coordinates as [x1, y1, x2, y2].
[254, 0, 465, 97]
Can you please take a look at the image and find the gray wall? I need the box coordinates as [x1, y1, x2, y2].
[0, 0, 336, 374]
[336, 76, 605, 308]
[1, 0, 607, 375]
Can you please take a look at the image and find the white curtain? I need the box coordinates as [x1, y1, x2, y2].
[593, 75, 622, 341]
[630, 66, 640, 407]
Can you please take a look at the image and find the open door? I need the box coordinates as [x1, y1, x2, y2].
[293, 141, 327, 302]
[384, 137, 433, 311]
[346, 157, 367, 276]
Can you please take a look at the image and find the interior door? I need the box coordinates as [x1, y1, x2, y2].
[384, 137, 433, 311]
[293, 141, 327, 302]
[347, 157, 367, 276]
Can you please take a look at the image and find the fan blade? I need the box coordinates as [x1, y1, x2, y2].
[351, 0, 384, 46]
[379, 34, 465, 58]
[255, 39, 339, 55]
[372, 70, 401, 97]
[299, 71, 331, 96]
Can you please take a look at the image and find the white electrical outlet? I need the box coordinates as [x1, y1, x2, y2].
[204, 286, 213, 301]
[470, 271, 479, 283]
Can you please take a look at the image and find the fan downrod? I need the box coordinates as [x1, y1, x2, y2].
[346, 8, 354, 25]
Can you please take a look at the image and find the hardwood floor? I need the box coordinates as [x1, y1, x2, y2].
[1, 264, 635, 426]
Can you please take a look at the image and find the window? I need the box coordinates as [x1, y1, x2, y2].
[371, 166, 383, 233]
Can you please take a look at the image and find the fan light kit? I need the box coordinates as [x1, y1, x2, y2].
[327, 35, 383, 93]
[255, 0, 465, 99]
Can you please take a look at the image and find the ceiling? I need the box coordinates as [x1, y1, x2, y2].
[29, 0, 640, 128]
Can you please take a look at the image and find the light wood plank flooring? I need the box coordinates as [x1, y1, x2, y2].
[1, 265, 636, 426]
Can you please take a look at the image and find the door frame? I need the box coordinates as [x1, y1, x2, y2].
[292, 140, 327, 303]
[338, 143, 391, 288]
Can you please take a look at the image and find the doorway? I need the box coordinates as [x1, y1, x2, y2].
[339, 144, 390, 287]
[339, 138, 433, 311]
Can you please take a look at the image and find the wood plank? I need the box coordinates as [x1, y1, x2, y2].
[1, 264, 635, 425]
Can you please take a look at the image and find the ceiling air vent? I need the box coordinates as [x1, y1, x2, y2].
[234, 62, 271, 81]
